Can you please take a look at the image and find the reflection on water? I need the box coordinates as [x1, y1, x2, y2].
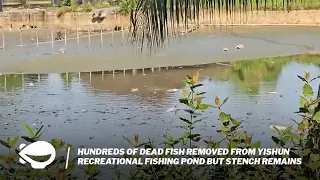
[1, 55, 320, 150]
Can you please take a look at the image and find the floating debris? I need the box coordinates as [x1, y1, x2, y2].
[131, 88, 138, 92]
[268, 91, 278, 94]
[223, 48, 228, 51]
[29, 83, 34, 87]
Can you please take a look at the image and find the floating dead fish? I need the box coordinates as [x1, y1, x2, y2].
[57, 48, 66, 55]
[131, 88, 138, 92]
[269, 124, 288, 131]
[167, 88, 179, 92]
[268, 91, 278, 94]
[166, 107, 180, 114]
[236, 44, 244, 49]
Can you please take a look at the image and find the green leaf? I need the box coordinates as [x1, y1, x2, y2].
[221, 131, 228, 138]
[295, 107, 309, 114]
[314, 111, 320, 123]
[191, 84, 203, 89]
[271, 136, 285, 146]
[21, 136, 35, 143]
[251, 141, 261, 149]
[0, 139, 10, 148]
[219, 112, 230, 123]
[34, 125, 44, 137]
[300, 97, 307, 107]
[299, 148, 311, 157]
[182, 90, 189, 98]
[9, 137, 19, 148]
[309, 161, 320, 171]
[198, 104, 209, 110]
[196, 92, 206, 96]
[221, 97, 229, 106]
[24, 124, 35, 137]
[229, 141, 237, 149]
[179, 98, 189, 105]
[179, 118, 192, 124]
[310, 98, 320, 106]
[296, 176, 308, 180]
[297, 75, 308, 83]
[303, 84, 314, 98]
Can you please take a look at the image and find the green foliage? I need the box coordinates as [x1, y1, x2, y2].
[0, 125, 99, 179]
[119, 71, 320, 179]
[119, 0, 137, 15]
[61, 0, 71, 6]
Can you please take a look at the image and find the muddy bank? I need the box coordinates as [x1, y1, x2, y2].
[1, 9, 320, 31]
[0, 26, 319, 73]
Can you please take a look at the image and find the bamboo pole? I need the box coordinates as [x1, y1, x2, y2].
[100, 27, 103, 49]
[1, 32, 5, 50]
[88, 28, 91, 50]
[112, 14, 115, 46]
[77, 27, 80, 51]
[120, 15, 124, 46]
[64, 28, 67, 50]
[51, 29, 54, 53]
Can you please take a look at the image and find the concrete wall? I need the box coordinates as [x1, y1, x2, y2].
[0, 9, 130, 30]
[1, 9, 320, 31]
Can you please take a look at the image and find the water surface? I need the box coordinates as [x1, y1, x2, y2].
[1, 55, 320, 151]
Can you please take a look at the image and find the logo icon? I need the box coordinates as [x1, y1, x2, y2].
[19, 141, 56, 169]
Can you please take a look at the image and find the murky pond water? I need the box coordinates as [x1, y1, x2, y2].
[1, 26, 320, 159]
[1, 55, 320, 152]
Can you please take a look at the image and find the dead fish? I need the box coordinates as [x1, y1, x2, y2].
[167, 88, 179, 92]
[166, 106, 180, 114]
[57, 48, 66, 54]
[166, 107, 177, 112]
[268, 91, 278, 94]
[236, 44, 244, 49]
[269, 124, 288, 131]
[131, 88, 138, 92]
